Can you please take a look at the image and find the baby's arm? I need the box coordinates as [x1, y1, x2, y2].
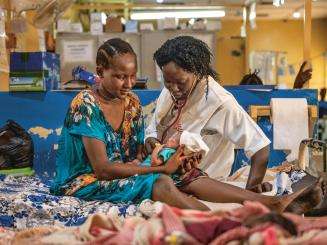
[151, 143, 164, 166]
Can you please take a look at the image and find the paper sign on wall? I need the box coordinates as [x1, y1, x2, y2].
[62, 40, 94, 63]
[0, 7, 8, 73]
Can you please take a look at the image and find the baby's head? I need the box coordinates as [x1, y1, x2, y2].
[166, 131, 209, 157]
[165, 132, 181, 149]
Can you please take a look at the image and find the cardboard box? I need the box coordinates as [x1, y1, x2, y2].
[57, 19, 71, 33]
[105, 17, 123, 33]
[70, 22, 83, 33]
[163, 18, 178, 30]
[158, 18, 178, 30]
[140, 23, 154, 31]
[10, 52, 60, 91]
[90, 12, 102, 23]
[90, 22, 103, 35]
[125, 20, 138, 33]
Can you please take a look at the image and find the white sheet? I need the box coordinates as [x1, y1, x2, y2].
[271, 98, 309, 163]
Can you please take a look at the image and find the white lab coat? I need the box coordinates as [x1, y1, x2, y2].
[145, 77, 271, 179]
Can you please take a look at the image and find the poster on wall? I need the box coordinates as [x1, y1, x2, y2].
[0, 8, 8, 73]
[62, 40, 94, 63]
[276, 52, 288, 86]
[249, 51, 276, 85]
[250, 51, 289, 86]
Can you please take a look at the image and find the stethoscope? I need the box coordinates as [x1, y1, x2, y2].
[160, 77, 201, 142]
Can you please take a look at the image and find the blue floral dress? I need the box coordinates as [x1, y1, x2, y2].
[50, 90, 161, 204]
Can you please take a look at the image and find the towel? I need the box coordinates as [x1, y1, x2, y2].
[271, 98, 309, 163]
[180, 131, 209, 156]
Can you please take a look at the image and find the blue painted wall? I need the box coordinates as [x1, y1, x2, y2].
[0, 88, 318, 179]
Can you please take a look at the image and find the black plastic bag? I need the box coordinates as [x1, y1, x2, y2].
[0, 120, 34, 169]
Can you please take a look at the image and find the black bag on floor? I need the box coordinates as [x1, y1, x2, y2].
[0, 120, 34, 169]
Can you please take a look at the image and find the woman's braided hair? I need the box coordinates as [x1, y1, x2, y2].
[96, 38, 136, 69]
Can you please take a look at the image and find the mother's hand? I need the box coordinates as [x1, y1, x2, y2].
[144, 137, 161, 156]
[163, 145, 186, 175]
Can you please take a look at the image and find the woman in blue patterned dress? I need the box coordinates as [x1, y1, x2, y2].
[51, 38, 207, 209]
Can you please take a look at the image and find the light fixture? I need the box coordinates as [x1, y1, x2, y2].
[273, 0, 285, 7]
[156, 0, 164, 3]
[293, 11, 301, 19]
[189, 18, 195, 25]
[241, 7, 247, 37]
[249, 2, 256, 29]
[249, 9, 256, 20]
[130, 10, 226, 20]
[242, 6, 247, 22]
[101, 12, 107, 25]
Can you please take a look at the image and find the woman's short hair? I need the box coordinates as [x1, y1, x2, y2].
[153, 36, 218, 81]
[239, 70, 263, 85]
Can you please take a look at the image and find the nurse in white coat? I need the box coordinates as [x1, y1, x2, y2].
[145, 36, 271, 193]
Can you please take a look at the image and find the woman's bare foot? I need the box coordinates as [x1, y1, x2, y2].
[269, 178, 324, 214]
[285, 177, 324, 214]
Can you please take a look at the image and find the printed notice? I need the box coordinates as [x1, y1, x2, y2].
[62, 40, 94, 63]
[0, 8, 8, 73]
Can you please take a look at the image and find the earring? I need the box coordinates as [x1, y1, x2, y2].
[95, 75, 102, 84]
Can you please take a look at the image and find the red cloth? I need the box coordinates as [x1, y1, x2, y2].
[86, 202, 327, 244]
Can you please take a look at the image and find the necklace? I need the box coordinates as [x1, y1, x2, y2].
[93, 85, 122, 104]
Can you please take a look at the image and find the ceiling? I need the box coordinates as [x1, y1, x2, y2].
[132, 0, 327, 19]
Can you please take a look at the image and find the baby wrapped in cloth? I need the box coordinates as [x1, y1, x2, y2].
[141, 131, 210, 188]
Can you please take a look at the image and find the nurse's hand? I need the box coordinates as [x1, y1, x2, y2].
[247, 182, 273, 193]
[163, 145, 186, 175]
[182, 152, 202, 172]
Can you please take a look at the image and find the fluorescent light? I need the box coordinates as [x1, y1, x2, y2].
[242, 7, 247, 22]
[249, 2, 256, 21]
[156, 0, 164, 3]
[249, 12, 256, 20]
[273, 0, 285, 7]
[293, 11, 301, 18]
[130, 10, 226, 20]
[101, 12, 107, 25]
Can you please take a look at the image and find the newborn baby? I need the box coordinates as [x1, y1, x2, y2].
[150, 132, 181, 166]
[141, 131, 209, 169]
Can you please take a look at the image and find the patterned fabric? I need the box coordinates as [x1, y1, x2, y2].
[0, 175, 143, 229]
[141, 147, 208, 188]
[174, 168, 208, 188]
[51, 90, 161, 204]
[63, 174, 97, 196]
